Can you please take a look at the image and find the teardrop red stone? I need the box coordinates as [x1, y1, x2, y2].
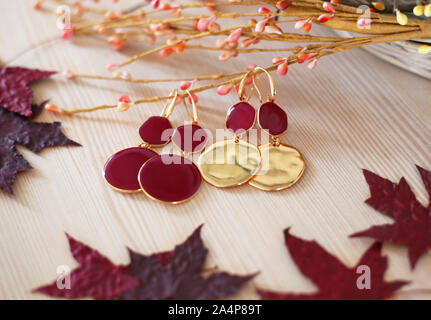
[139, 154, 201, 203]
[258, 102, 288, 136]
[139, 116, 173, 146]
[104, 147, 158, 191]
[172, 124, 208, 153]
[225, 102, 256, 134]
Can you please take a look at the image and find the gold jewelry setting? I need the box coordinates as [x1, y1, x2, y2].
[198, 139, 261, 188]
[249, 143, 305, 191]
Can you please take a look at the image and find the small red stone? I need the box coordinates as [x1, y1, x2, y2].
[226, 102, 256, 134]
[139, 154, 201, 203]
[139, 116, 173, 146]
[104, 147, 158, 191]
[258, 102, 288, 136]
[172, 124, 208, 153]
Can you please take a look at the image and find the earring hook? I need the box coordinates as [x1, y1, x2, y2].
[183, 90, 198, 124]
[238, 67, 276, 102]
[161, 89, 179, 118]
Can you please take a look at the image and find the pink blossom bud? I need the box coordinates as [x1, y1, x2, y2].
[294, 19, 307, 30]
[241, 37, 256, 48]
[255, 19, 268, 33]
[244, 76, 253, 85]
[307, 59, 318, 70]
[216, 37, 227, 48]
[357, 18, 373, 27]
[45, 103, 59, 113]
[120, 71, 131, 80]
[247, 64, 256, 70]
[197, 17, 215, 31]
[151, 0, 160, 9]
[188, 93, 198, 104]
[258, 7, 271, 14]
[208, 21, 221, 32]
[62, 69, 74, 80]
[219, 51, 234, 61]
[217, 84, 233, 95]
[118, 95, 131, 103]
[180, 81, 192, 90]
[106, 63, 118, 71]
[272, 57, 285, 64]
[227, 28, 243, 43]
[317, 13, 334, 23]
[303, 20, 312, 32]
[323, 2, 336, 13]
[276, 0, 291, 10]
[61, 30, 73, 40]
[117, 102, 131, 112]
[265, 25, 282, 34]
[277, 62, 288, 76]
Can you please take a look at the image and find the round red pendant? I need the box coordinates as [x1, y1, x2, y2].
[226, 102, 256, 135]
[258, 102, 288, 136]
[138, 154, 202, 203]
[139, 116, 173, 146]
[172, 124, 208, 153]
[104, 147, 158, 192]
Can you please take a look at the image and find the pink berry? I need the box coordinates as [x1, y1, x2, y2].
[227, 28, 243, 43]
[217, 84, 233, 95]
[277, 62, 288, 76]
[323, 2, 336, 13]
[276, 0, 291, 10]
[180, 81, 192, 90]
[106, 63, 119, 71]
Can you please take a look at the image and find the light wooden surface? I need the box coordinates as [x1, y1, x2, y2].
[1, 0, 431, 300]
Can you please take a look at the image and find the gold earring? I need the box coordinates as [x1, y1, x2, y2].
[248, 67, 305, 191]
[198, 71, 262, 188]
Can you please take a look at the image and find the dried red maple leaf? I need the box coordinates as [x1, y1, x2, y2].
[0, 102, 80, 194]
[35, 226, 255, 300]
[257, 229, 407, 300]
[34, 234, 140, 300]
[350, 166, 431, 269]
[121, 225, 256, 300]
[0, 66, 56, 117]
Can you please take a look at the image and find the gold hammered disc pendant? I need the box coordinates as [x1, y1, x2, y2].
[198, 139, 262, 188]
[249, 143, 305, 191]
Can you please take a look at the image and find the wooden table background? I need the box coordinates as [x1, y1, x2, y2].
[1, 0, 431, 300]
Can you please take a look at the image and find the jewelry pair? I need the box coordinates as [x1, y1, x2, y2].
[198, 66, 305, 191]
[103, 90, 208, 204]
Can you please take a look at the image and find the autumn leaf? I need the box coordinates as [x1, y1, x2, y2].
[0, 102, 80, 194]
[351, 166, 431, 269]
[0, 66, 56, 117]
[257, 229, 407, 300]
[35, 226, 256, 300]
[34, 234, 140, 300]
[121, 225, 256, 300]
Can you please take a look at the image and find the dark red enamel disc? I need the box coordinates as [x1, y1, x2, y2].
[139, 116, 173, 146]
[225, 101, 256, 135]
[258, 102, 288, 136]
[138, 154, 201, 203]
[172, 124, 208, 153]
[104, 147, 158, 191]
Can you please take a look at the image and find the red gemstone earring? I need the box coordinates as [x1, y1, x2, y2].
[137, 90, 202, 204]
[248, 67, 305, 191]
[198, 74, 262, 188]
[103, 90, 179, 193]
[172, 90, 209, 154]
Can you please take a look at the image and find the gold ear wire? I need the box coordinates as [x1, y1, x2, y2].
[183, 90, 198, 124]
[238, 69, 255, 102]
[161, 89, 179, 118]
[237, 67, 276, 102]
[254, 66, 276, 101]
